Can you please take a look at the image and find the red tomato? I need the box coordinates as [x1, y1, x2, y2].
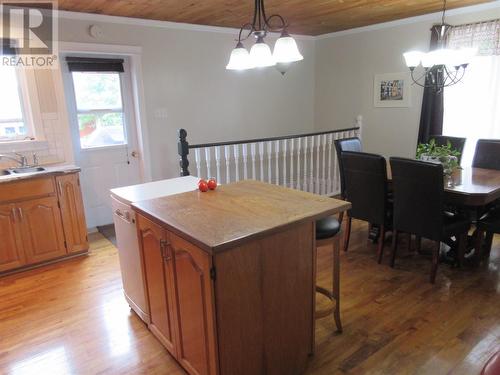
[198, 181, 209, 192]
[198, 178, 206, 186]
[207, 178, 217, 190]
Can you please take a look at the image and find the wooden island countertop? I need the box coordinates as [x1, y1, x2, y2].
[132, 180, 351, 375]
[132, 179, 351, 253]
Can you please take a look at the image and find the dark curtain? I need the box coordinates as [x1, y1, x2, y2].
[66, 57, 124, 72]
[417, 25, 447, 144]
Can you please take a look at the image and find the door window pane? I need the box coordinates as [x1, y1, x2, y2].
[0, 66, 26, 140]
[71, 72, 126, 149]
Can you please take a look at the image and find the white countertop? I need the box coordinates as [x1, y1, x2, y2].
[110, 175, 199, 205]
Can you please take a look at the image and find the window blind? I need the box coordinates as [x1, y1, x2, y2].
[66, 57, 124, 72]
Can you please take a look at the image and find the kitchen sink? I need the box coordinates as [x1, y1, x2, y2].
[9, 167, 46, 174]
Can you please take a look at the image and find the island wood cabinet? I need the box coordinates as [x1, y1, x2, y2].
[0, 171, 88, 274]
[133, 180, 351, 375]
[137, 214, 217, 375]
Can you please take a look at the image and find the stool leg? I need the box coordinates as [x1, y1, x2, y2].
[377, 225, 385, 264]
[332, 235, 342, 333]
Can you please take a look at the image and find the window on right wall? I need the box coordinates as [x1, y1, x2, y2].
[443, 20, 500, 167]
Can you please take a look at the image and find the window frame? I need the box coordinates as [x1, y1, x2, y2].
[0, 67, 37, 142]
[68, 69, 130, 151]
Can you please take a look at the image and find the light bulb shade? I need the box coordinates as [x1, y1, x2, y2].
[226, 44, 254, 70]
[250, 41, 275, 68]
[273, 36, 303, 63]
[403, 51, 423, 68]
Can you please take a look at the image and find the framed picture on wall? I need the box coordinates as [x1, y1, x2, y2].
[373, 73, 411, 107]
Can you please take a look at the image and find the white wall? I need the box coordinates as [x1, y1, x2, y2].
[314, 4, 500, 158]
[57, 16, 316, 180]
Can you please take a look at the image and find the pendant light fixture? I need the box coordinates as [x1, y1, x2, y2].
[226, 0, 303, 72]
[402, 0, 476, 92]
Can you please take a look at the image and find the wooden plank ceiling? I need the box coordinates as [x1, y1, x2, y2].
[58, 0, 495, 36]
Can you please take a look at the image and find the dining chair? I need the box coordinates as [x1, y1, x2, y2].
[474, 208, 499, 261]
[341, 151, 392, 262]
[389, 157, 471, 283]
[430, 135, 466, 164]
[315, 216, 342, 332]
[334, 137, 362, 200]
[472, 139, 500, 170]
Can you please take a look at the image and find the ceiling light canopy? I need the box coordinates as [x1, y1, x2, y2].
[226, 0, 303, 74]
[402, 0, 476, 92]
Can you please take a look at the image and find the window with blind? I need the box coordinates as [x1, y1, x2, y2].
[443, 20, 500, 166]
[66, 57, 127, 149]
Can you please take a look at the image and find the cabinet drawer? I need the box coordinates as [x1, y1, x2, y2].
[0, 177, 55, 202]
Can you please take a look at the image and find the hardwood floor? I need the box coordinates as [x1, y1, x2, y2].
[0, 220, 498, 375]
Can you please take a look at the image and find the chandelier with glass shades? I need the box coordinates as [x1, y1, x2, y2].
[402, 0, 476, 92]
[226, 0, 303, 74]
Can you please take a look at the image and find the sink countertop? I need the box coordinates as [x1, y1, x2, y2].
[0, 164, 81, 184]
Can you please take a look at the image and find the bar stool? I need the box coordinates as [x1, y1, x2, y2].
[315, 216, 342, 333]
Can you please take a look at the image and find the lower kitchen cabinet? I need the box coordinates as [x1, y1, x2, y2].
[0, 171, 88, 275]
[137, 215, 218, 375]
[138, 215, 177, 355]
[20, 196, 67, 264]
[0, 203, 26, 272]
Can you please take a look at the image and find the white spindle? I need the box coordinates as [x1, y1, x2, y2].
[242, 144, 248, 180]
[315, 135, 320, 194]
[233, 144, 240, 182]
[225, 145, 231, 183]
[259, 142, 265, 181]
[195, 148, 202, 179]
[327, 134, 333, 195]
[205, 148, 212, 179]
[321, 134, 327, 195]
[303, 137, 308, 191]
[251, 143, 257, 180]
[296, 137, 301, 191]
[308, 137, 314, 192]
[282, 139, 287, 187]
[275, 140, 280, 185]
[289, 138, 294, 189]
[267, 141, 272, 184]
[215, 146, 222, 183]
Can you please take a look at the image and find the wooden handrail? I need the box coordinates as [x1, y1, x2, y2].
[187, 127, 360, 149]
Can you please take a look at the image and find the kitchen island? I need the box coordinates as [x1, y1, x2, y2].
[132, 180, 350, 375]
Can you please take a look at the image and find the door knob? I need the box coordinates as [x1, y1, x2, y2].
[131, 151, 139, 158]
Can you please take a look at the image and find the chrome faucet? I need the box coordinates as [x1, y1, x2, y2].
[0, 153, 29, 168]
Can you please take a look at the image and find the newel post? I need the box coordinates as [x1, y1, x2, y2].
[178, 128, 190, 176]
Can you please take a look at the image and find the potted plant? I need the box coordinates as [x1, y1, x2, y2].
[416, 139, 461, 177]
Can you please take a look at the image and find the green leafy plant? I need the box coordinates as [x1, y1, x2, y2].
[416, 138, 462, 175]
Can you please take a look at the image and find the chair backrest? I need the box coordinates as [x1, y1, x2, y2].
[342, 151, 388, 225]
[334, 137, 362, 198]
[390, 157, 444, 241]
[429, 135, 466, 164]
[472, 139, 500, 170]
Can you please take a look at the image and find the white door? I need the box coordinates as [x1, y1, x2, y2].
[62, 56, 142, 229]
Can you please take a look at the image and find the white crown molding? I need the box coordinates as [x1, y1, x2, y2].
[55, 9, 316, 41]
[315, 0, 500, 40]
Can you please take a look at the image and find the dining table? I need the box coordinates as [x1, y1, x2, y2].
[387, 166, 500, 264]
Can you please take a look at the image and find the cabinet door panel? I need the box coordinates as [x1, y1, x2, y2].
[170, 233, 217, 375]
[20, 196, 67, 264]
[56, 174, 88, 253]
[0, 203, 25, 272]
[137, 215, 177, 355]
